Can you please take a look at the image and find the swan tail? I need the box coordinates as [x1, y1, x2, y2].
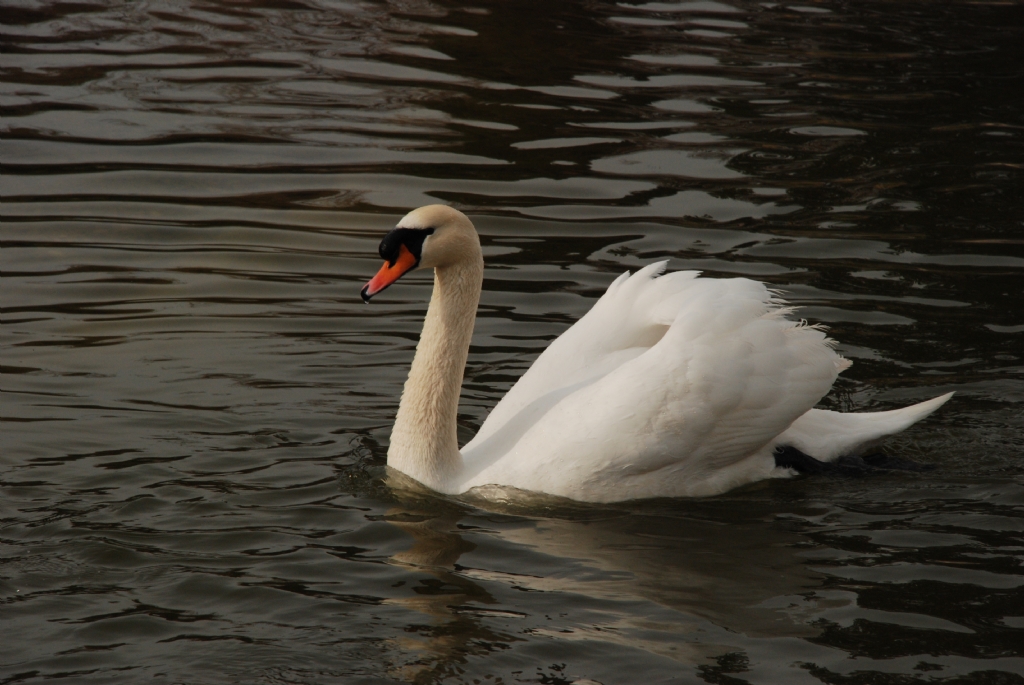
[773, 392, 954, 462]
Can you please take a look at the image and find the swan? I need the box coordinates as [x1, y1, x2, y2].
[361, 205, 952, 502]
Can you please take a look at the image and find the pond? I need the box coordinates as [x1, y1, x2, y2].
[2, 0, 1022, 683]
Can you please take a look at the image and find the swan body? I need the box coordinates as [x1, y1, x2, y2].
[362, 205, 952, 503]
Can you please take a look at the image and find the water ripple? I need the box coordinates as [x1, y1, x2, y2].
[2, 0, 1022, 683]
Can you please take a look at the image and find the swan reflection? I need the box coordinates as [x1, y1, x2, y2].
[381, 492, 510, 682]
[384, 475, 832, 679]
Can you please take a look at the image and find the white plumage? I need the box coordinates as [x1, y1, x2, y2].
[364, 205, 952, 503]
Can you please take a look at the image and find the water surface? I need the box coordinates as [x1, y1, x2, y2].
[2, 0, 1023, 683]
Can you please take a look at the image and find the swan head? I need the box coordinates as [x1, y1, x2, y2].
[361, 205, 480, 302]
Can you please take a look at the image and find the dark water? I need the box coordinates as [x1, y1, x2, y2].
[2, 0, 1023, 683]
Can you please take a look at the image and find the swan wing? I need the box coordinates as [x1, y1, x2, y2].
[461, 268, 850, 501]
[464, 262, 700, 453]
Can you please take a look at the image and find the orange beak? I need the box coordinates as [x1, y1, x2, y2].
[361, 244, 418, 302]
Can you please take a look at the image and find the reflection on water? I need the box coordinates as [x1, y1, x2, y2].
[2, 0, 1022, 683]
[380, 481, 1024, 683]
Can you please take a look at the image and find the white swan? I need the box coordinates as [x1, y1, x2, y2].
[361, 205, 952, 502]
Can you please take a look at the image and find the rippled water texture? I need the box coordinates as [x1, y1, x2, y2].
[2, 0, 1023, 683]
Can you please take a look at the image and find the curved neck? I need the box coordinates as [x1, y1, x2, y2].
[387, 257, 483, 492]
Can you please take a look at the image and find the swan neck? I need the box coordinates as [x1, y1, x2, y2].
[388, 258, 482, 491]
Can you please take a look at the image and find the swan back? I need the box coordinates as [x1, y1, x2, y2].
[460, 264, 850, 500]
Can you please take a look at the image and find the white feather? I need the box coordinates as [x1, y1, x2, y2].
[773, 392, 954, 462]
[460, 266, 871, 500]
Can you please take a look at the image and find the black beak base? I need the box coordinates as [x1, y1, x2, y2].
[378, 227, 434, 265]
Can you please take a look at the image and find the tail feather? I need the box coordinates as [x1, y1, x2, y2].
[774, 392, 954, 462]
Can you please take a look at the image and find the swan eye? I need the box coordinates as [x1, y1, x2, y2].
[379, 227, 435, 266]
